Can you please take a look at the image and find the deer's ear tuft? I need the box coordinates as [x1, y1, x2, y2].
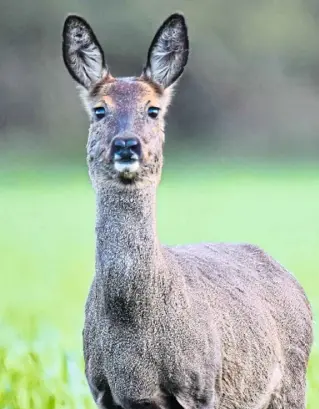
[62, 15, 108, 89]
[143, 13, 189, 89]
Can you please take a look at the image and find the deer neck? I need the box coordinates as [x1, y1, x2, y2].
[94, 182, 165, 319]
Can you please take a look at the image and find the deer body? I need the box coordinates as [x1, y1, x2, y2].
[62, 14, 313, 409]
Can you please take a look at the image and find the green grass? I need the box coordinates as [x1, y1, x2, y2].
[0, 163, 318, 408]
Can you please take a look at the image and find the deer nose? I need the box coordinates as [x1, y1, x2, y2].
[111, 137, 141, 161]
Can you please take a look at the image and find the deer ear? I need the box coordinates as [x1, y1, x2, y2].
[143, 13, 189, 89]
[62, 15, 109, 90]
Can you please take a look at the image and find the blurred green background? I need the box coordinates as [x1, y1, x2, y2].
[0, 0, 318, 408]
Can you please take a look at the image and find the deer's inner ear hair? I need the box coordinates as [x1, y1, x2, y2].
[62, 15, 108, 90]
[143, 13, 189, 89]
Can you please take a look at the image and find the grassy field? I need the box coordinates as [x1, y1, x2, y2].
[0, 163, 318, 408]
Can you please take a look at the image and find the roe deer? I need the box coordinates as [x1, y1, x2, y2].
[62, 13, 313, 409]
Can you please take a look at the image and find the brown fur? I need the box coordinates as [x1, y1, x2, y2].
[62, 13, 313, 409]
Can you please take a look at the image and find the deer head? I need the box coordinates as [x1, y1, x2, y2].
[62, 14, 189, 189]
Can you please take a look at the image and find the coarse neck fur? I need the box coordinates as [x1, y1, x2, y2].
[94, 182, 171, 324]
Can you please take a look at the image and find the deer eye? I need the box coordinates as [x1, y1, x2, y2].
[148, 106, 160, 119]
[93, 106, 106, 120]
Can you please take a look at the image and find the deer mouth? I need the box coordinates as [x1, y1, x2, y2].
[111, 137, 142, 178]
[114, 156, 140, 178]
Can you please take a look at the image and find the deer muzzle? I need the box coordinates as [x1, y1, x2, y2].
[111, 137, 141, 176]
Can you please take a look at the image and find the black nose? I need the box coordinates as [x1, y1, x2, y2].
[111, 137, 141, 161]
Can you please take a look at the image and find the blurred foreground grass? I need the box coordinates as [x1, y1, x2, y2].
[0, 163, 318, 408]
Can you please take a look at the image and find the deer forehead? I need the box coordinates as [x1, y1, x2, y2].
[90, 78, 163, 110]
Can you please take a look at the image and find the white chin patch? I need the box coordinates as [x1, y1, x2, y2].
[114, 161, 140, 177]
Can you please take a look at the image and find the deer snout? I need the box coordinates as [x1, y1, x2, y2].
[111, 137, 141, 161]
[111, 137, 141, 176]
